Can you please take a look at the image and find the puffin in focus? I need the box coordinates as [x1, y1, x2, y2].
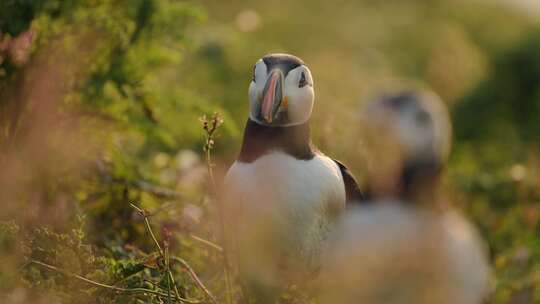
[319, 90, 491, 304]
[223, 53, 362, 301]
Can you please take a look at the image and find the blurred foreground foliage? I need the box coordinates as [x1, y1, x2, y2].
[1, 0, 540, 303]
[1, 0, 231, 303]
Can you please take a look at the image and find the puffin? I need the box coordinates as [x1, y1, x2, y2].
[318, 90, 491, 304]
[222, 53, 362, 302]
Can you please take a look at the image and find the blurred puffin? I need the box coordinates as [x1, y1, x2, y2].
[319, 90, 491, 304]
[223, 53, 362, 301]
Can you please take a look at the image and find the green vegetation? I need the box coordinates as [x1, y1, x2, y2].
[1, 0, 540, 303]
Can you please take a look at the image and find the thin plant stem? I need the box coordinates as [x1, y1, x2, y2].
[131, 203, 183, 302]
[171, 256, 218, 304]
[167, 270, 172, 304]
[128, 203, 219, 303]
[166, 245, 182, 304]
[130, 203, 164, 255]
[29, 260, 201, 304]
[190, 234, 223, 252]
[166, 245, 172, 304]
[201, 113, 233, 304]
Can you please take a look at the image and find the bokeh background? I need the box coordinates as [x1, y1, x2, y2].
[1, 0, 540, 303]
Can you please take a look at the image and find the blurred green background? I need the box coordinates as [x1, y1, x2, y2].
[1, 0, 540, 303]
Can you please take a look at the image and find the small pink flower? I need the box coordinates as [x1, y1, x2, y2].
[9, 29, 36, 66]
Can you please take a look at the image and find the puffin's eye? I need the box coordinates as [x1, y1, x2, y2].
[298, 71, 307, 88]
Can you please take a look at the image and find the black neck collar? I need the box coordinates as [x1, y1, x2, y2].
[399, 159, 442, 204]
[237, 119, 315, 163]
[361, 158, 442, 205]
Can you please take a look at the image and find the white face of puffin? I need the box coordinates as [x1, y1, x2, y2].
[248, 54, 315, 127]
[362, 90, 451, 165]
[359, 90, 451, 195]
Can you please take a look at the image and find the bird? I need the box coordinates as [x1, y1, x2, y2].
[318, 90, 491, 304]
[222, 53, 363, 302]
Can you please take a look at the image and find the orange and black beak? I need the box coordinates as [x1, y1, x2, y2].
[260, 69, 284, 124]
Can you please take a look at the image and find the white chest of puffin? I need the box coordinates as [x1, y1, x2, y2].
[223, 54, 362, 297]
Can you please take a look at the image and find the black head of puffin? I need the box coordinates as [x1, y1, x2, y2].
[249, 53, 315, 127]
[262, 53, 304, 77]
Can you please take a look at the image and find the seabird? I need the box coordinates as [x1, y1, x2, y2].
[223, 53, 363, 302]
[319, 90, 491, 304]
